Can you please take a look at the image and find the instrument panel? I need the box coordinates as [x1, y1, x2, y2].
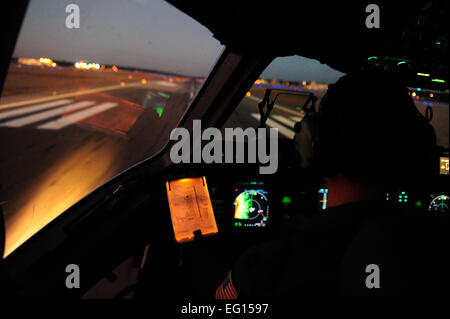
[233, 182, 270, 228]
[201, 153, 449, 236]
[428, 194, 449, 213]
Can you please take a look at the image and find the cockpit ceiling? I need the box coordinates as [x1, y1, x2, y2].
[168, 0, 448, 90]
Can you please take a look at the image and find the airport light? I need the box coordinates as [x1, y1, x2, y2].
[74, 60, 100, 70]
[39, 58, 57, 67]
[417, 73, 430, 77]
[397, 61, 406, 65]
[431, 79, 445, 83]
[367, 56, 377, 60]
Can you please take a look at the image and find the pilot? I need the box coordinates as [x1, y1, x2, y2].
[216, 70, 448, 299]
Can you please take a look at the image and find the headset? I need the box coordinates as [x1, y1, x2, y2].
[294, 71, 437, 186]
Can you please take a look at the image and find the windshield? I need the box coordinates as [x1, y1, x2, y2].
[223, 56, 344, 136]
[0, 0, 224, 257]
[224, 56, 449, 149]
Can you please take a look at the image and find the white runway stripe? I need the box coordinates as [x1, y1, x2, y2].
[290, 116, 303, 122]
[38, 102, 119, 130]
[0, 99, 73, 121]
[271, 115, 296, 128]
[273, 104, 302, 117]
[250, 113, 295, 139]
[0, 101, 95, 128]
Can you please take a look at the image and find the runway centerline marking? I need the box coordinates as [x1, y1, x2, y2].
[0, 82, 143, 110]
[38, 102, 119, 130]
[154, 81, 177, 88]
[0, 101, 96, 128]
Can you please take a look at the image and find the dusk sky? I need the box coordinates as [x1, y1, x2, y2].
[14, 0, 344, 83]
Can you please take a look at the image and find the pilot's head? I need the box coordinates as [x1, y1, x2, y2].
[298, 70, 437, 189]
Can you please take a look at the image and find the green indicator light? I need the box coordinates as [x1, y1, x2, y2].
[158, 92, 171, 99]
[405, 195, 408, 199]
[235, 222, 238, 227]
[155, 107, 164, 117]
[417, 73, 430, 77]
[401, 191, 405, 195]
[397, 61, 406, 65]
[281, 196, 292, 204]
[367, 56, 377, 60]
[431, 79, 445, 83]
[435, 42, 441, 45]
[404, 199, 408, 202]
[239, 222, 242, 227]
[398, 199, 402, 202]
[417, 88, 421, 91]
[415, 200, 423, 207]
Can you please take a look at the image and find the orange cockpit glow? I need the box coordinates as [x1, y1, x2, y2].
[166, 177, 218, 243]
